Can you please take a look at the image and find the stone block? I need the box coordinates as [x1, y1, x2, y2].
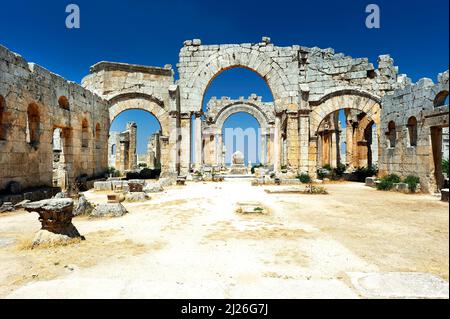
[90, 203, 128, 218]
[365, 177, 377, 187]
[94, 181, 112, 191]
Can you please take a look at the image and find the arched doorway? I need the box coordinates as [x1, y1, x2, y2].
[310, 91, 382, 175]
[108, 93, 170, 176]
[190, 67, 276, 172]
[109, 109, 163, 177]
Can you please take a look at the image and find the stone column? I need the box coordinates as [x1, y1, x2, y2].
[215, 133, 222, 166]
[261, 133, 267, 165]
[194, 112, 203, 171]
[345, 110, 354, 168]
[168, 112, 179, 175]
[127, 122, 137, 170]
[331, 130, 338, 168]
[317, 134, 323, 167]
[179, 113, 191, 175]
[286, 112, 299, 171]
[273, 116, 281, 172]
[298, 114, 310, 173]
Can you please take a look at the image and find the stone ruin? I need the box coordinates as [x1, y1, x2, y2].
[0, 37, 448, 199]
[23, 198, 85, 246]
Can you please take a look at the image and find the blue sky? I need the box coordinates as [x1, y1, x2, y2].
[1, 0, 448, 157]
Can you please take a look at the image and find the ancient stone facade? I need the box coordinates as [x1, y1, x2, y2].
[202, 94, 275, 168]
[379, 71, 449, 193]
[0, 45, 110, 193]
[1, 38, 448, 194]
[81, 62, 174, 176]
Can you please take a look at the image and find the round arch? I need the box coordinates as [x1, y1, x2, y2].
[108, 93, 168, 135]
[214, 102, 273, 133]
[181, 46, 295, 113]
[310, 90, 382, 136]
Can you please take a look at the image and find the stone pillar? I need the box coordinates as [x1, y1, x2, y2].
[168, 112, 179, 175]
[179, 114, 191, 175]
[267, 127, 274, 166]
[317, 134, 323, 167]
[215, 133, 222, 166]
[298, 114, 310, 173]
[273, 116, 281, 172]
[345, 110, 354, 168]
[261, 133, 267, 165]
[194, 112, 203, 170]
[331, 130, 338, 168]
[127, 122, 137, 170]
[286, 112, 299, 171]
[308, 136, 318, 178]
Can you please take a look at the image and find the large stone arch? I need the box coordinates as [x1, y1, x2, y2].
[310, 90, 382, 136]
[178, 44, 298, 114]
[213, 102, 273, 133]
[108, 92, 169, 135]
[310, 90, 382, 172]
[108, 92, 171, 175]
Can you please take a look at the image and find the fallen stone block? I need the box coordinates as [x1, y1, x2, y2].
[128, 180, 145, 192]
[235, 202, 270, 215]
[394, 183, 409, 193]
[107, 194, 125, 203]
[143, 182, 164, 193]
[346, 272, 449, 299]
[14, 200, 30, 209]
[94, 181, 112, 191]
[365, 177, 377, 187]
[125, 192, 150, 202]
[0, 202, 14, 213]
[91, 203, 128, 218]
[73, 195, 94, 216]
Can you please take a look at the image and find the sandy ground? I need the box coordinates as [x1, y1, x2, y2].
[0, 180, 448, 298]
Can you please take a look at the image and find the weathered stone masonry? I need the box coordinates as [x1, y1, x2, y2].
[0, 45, 110, 193]
[1, 38, 448, 194]
[379, 71, 449, 192]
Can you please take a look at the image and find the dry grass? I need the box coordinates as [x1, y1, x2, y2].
[0, 229, 164, 297]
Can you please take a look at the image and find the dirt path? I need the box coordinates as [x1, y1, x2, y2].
[0, 181, 448, 298]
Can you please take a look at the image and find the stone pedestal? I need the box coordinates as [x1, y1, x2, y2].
[23, 198, 84, 246]
[229, 151, 247, 175]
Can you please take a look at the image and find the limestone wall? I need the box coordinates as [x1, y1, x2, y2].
[379, 71, 449, 192]
[0, 45, 110, 192]
[82, 62, 176, 176]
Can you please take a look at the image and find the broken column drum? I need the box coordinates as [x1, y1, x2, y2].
[23, 198, 84, 239]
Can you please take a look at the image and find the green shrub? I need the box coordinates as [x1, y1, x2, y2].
[317, 168, 329, 180]
[322, 164, 332, 171]
[403, 175, 420, 192]
[353, 165, 378, 182]
[443, 159, 449, 176]
[376, 174, 401, 191]
[138, 163, 147, 168]
[297, 173, 311, 184]
[334, 163, 347, 177]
